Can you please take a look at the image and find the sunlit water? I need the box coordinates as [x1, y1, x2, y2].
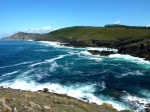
[0, 41, 150, 111]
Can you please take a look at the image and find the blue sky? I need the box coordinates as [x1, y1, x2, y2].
[0, 0, 150, 37]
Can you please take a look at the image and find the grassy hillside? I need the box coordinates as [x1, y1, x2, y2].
[42, 26, 150, 41]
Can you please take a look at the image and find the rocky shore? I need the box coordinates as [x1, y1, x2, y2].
[0, 87, 134, 112]
[57, 39, 149, 61]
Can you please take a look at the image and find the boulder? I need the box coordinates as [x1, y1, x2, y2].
[43, 88, 49, 92]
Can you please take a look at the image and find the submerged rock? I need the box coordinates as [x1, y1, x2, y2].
[88, 50, 116, 56]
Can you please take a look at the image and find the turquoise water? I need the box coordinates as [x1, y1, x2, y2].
[0, 41, 150, 111]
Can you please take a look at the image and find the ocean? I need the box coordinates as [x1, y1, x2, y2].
[0, 40, 150, 111]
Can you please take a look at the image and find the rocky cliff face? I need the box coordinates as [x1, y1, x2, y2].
[2, 32, 42, 40]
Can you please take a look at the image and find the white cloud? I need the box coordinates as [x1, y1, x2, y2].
[0, 32, 14, 38]
[23, 26, 62, 34]
[114, 21, 121, 25]
[0, 26, 63, 38]
[146, 25, 150, 27]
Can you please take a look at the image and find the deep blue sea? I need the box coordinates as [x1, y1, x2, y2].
[0, 41, 150, 111]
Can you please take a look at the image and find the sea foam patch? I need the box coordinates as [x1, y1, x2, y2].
[109, 54, 150, 68]
[87, 47, 118, 52]
[122, 92, 150, 111]
[39, 41, 61, 47]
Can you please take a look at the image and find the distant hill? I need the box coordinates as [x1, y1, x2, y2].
[2, 32, 42, 40]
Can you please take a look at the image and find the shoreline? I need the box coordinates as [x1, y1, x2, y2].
[0, 86, 132, 112]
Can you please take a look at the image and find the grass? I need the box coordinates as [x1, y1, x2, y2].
[42, 26, 150, 41]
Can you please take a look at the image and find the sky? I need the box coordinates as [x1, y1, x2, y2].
[0, 0, 150, 38]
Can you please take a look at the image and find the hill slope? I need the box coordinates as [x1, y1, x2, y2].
[42, 26, 150, 42]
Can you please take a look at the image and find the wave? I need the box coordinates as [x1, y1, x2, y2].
[80, 51, 92, 55]
[1, 70, 20, 77]
[39, 41, 62, 47]
[49, 62, 60, 72]
[45, 55, 65, 63]
[0, 61, 33, 69]
[29, 55, 66, 67]
[39, 41, 150, 65]
[34, 49, 49, 52]
[86, 47, 118, 52]
[29, 61, 46, 67]
[122, 91, 150, 111]
[116, 70, 143, 78]
[109, 54, 150, 68]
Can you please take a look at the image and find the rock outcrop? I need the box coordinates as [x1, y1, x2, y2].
[2, 32, 42, 41]
[88, 50, 116, 56]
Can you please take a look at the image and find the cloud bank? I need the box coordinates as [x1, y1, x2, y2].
[23, 26, 62, 34]
[114, 21, 121, 25]
[0, 32, 14, 38]
[0, 26, 62, 38]
[146, 25, 150, 27]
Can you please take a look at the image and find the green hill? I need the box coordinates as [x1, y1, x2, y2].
[42, 26, 150, 42]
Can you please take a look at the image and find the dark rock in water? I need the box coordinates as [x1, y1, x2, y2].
[145, 103, 150, 112]
[43, 88, 49, 92]
[81, 97, 89, 103]
[88, 50, 116, 56]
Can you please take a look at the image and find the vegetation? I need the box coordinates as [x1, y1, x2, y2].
[41, 26, 150, 41]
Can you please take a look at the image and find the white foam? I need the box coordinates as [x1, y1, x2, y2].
[87, 47, 118, 52]
[29, 55, 66, 67]
[29, 62, 46, 67]
[45, 55, 65, 63]
[39, 41, 61, 47]
[117, 70, 143, 78]
[88, 57, 103, 62]
[0, 61, 33, 69]
[49, 62, 60, 72]
[101, 81, 106, 90]
[109, 54, 150, 67]
[122, 91, 150, 111]
[1, 70, 20, 77]
[80, 51, 92, 55]
[34, 49, 49, 52]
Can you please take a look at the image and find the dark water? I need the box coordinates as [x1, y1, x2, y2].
[0, 41, 150, 111]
